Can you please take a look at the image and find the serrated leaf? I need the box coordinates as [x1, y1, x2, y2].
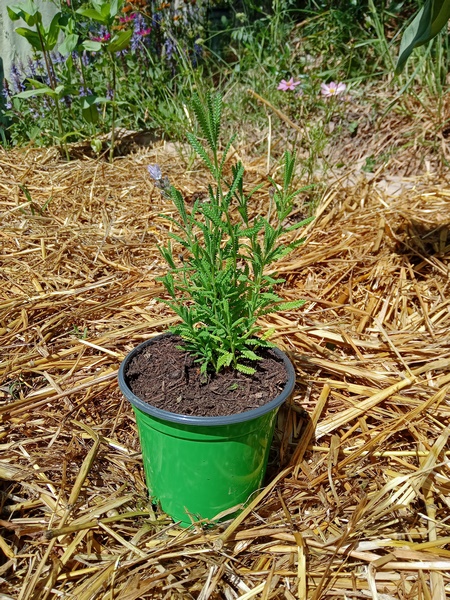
[240, 349, 261, 361]
[186, 132, 215, 175]
[236, 363, 256, 375]
[216, 352, 233, 370]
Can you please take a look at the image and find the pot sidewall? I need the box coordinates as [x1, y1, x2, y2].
[119, 333, 296, 524]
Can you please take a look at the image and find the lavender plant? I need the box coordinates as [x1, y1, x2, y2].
[150, 93, 311, 375]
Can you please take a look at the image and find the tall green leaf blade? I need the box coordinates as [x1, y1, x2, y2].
[46, 12, 62, 50]
[396, 0, 450, 73]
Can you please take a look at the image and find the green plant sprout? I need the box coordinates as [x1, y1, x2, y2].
[149, 93, 312, 376]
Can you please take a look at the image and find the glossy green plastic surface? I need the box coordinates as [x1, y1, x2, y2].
[119, 333, 296, 526]
[132, 404, 278, 525]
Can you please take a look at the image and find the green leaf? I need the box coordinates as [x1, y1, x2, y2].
[81, 95, 100, 124]
[216, 352, 233, 371]
[8, 2, 40, 26]
[46, 12, 62, 50]
[107, 28, 132, 53]
[82, 40, 103, 52]
[275, 299, 306, 311]
[76, 8, 107, 23]
[285, 216, 314, 232]
[59, 32, 79, 55]
[236, 363, 256, 375]
[396, 0, 450, 73]
[186, 132, 216, 175]
[240, 349, 261, 361]
[15, 86, 55, 99]
[14, 27, 42, 50]
[109, 0, 119, 18]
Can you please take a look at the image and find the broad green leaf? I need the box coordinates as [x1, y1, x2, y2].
[76, 8, 107, 23]
[14, 27, 42, 50]
[82, 40, 102, 52]
[101, 1, 113, 19]
[109, 0, 119, 18]
[59, 33, 78, 56]
[81, 95, 101, 124]
[107, 29, 132, 53]
[8, 2, 40, 26]
[396, 0, 450, 72]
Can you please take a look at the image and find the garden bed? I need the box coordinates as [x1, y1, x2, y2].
[1, 142, 449, 598]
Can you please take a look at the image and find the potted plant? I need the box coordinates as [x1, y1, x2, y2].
[118, 94, 311, 526]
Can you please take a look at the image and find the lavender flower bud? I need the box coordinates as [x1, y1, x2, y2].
[148, 164, 162, 180]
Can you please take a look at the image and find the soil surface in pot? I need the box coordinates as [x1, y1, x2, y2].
[125, 335, 288, 417]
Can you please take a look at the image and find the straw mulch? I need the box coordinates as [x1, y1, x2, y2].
[1, 143, 449, 599]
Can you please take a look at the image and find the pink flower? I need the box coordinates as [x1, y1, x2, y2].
[137, 27, 151, 36]
[119, 14, 136, 23]
[277, 77, 301, 91]
[320, 81, 346, 97]
[91, 32, 112, 43]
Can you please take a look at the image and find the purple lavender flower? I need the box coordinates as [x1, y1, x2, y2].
[147, 164, 171, 194]
[79, 86, 93, 97]
[2, 81, 12, 110]
[131, 13, 146, 52]
[106, 85, 114, 100]
[27, 57, 38, 78]
[81, 51, 90, 67]
[148, 164, 162, 180]
[191, 42, 202, 67]
[51, 52, 66, 65]
[10, 62, 25, 93]
[164, 38, 176, 62]
[152, 12, 162, 29]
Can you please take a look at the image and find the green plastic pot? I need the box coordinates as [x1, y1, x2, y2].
[118, 333, 296, 526]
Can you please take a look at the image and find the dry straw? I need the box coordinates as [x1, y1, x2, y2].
[1, 138, 449, 598]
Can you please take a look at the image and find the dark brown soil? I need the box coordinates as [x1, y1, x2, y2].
[125, 335, 288, 417]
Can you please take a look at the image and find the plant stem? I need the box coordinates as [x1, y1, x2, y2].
[109, 59, 117, 163]
[36, 26, 69, 161]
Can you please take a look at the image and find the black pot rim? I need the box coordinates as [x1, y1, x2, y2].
[118, 332, 296, 426]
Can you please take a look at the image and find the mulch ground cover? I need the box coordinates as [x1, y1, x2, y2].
[1, 137, 449, 599]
